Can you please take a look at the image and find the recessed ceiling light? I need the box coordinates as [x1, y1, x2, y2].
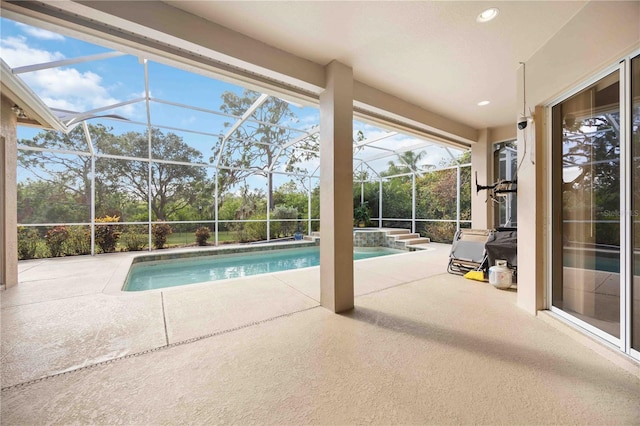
[477, 8, 499, 23]
[477, 100, 490, 106]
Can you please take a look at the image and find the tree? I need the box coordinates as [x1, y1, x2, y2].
[561, 114, 620, 246]
[212, 90, 318, 210]
[18, 124, 115, 222]
[101, 128, 208, 221]
[382, 150, 430, 177]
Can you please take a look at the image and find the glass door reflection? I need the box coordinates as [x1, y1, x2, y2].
[552, 71, 621, 338]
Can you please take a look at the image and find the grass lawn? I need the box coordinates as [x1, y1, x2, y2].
[165, 231, 237, 246]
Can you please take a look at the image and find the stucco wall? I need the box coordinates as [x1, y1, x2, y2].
[1, 95, 18, 288]
[516, 1, 640, 314]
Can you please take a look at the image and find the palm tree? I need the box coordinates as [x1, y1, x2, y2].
[384, 150, 431, 176]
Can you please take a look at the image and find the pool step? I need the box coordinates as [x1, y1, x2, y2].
[304, 228, 430, 249]
[388, 236, 430, 250]
[406, 242, 432, 251]
[403, 237, 430, 245]
[385, 229, 411, 235]
[305, 231, 321, 243]
[393, 233, 421, 240]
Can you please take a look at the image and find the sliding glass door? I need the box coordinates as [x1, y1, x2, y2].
[552, 70, 621, 339]
[552, 54, 639, 358]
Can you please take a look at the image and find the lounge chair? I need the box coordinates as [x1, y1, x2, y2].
[447, 229, 491, 276]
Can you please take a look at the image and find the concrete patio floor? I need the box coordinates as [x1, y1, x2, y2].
[1, 242, 639, 424]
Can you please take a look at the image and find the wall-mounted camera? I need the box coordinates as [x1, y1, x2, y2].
[517, 113, 530, 130]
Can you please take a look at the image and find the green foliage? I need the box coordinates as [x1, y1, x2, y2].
[382, 150, 431, 176]
[353, 149, 471, 243]
[382, 176, 411, 219]
[152, 223, 173, 249]
[213, 90, 319, 210]
[218, 196, 243, 221]
[17, 227, 39, 260]
[353, 202, 370, 226]
[102, 128, 207, 221]
[45, 226, 70, 257]
[95, 216, 121, 253]
[272, 181, 309, 215]
[195, 226, 211, 246]
[64, 226, 91, 256]
[271, 206, 298, 237]
[241, 213, 268, 242]
[121, 226, 148, 251]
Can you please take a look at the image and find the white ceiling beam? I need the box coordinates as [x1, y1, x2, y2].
[354, 81, 477, 146]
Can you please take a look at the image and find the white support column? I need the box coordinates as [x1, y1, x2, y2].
[319, 60, 354, 313]
[471, 129, 493, 229]
[517, 105, 545, 314]
[1, 95, 18, 288]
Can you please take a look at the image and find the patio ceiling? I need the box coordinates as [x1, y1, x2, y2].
[164, 1, 588, 130]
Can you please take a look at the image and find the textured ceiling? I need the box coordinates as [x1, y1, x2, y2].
[165, 1, 586, 130]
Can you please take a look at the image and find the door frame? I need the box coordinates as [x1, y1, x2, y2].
[545, 52, 640, 360]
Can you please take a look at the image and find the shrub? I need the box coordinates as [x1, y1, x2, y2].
[121, 226, 148, 251]
[95, 216, 121, 253]
[242, 212, 267, 242]
[271, 206, 298, 237]
[64, 226, 91, 256]
[17, 227, 39, 260]
[195, 226, 211, 246]
[45, 226, 69, 257]
[152, 223, 172, 249]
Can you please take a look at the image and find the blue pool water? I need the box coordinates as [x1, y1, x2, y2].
[124, 246, 404, 291]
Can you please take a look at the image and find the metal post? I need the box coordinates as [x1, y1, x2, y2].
[412, 173, 416, 233]
[90, 156, 95, 256]
[147, 154, 152, 251]
[360, 180, 364, 206]
[378, 178, 383, 228]
[308, 176, 312, 235]
[456, 165, 461, 232]
[505, 148, 513, 226]
[266, 174, 271, 241]
[143, 59, 153, 251]
[214, 170, 219, 246]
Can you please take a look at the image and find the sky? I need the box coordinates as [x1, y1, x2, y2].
[1, 16, 467, 185]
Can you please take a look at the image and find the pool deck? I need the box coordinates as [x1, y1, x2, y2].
[2, 242, 639, 424]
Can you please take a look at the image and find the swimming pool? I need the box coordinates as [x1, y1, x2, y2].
[123, 246, 404, 291]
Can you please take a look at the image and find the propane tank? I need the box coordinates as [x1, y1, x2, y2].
[489, 260, 512, 290]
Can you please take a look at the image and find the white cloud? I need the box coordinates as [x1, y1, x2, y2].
[1, 35, 135, 116]
[16, 23, 65, 41]
[0, 36, 64, 67]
